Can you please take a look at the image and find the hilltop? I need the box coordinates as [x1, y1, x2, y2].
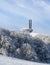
[0, 28, 50, 63]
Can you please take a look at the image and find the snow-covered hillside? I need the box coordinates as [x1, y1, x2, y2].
[0, 28, 50, 63]
[0, 55, 49, 65]
[30, 32, 39, 37]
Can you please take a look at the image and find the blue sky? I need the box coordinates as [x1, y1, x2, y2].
[0, 0, 50, 35]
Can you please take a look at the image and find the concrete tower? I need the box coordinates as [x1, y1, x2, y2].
[29, 19, 33, 32]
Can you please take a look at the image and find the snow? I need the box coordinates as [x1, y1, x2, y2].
[30, 32, 39, 37]
[0, 55, 50, 65]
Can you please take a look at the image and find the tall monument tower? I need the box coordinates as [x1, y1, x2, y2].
[29, 19, 33, 32]
[29, 19, 32, 30]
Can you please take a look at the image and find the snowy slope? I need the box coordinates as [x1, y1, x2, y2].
[30, 32, 39, 37]
[0, 55, 49, 65]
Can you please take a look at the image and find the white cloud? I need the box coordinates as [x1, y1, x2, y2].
[0, 0, 50, 25]
[0, 0, 39, 18]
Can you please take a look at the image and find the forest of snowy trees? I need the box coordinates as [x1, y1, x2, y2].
[0, 28, 50, 63]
